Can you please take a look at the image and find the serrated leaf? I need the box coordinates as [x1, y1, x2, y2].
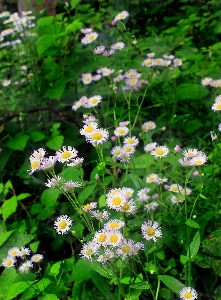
[187, 232, 200, 261]
[1, 196, 17, 222]
[41, 294, 59, 300]
[66, 20, 83, 32]
[36, 34, 57, 58]
[158, 275, 185, 294]
[46, 135, 64, 150]
[30, 131, 45, 142]
[185, 219, 201, 228]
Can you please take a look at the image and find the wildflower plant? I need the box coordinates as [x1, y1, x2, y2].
[1, 3, 221, 300]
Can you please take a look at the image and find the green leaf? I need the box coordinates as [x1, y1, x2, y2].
[66, 20, 83, 32]
[41, 295, 59, 300]
[129, 154, 154, 169]
[186, 120, 203, 133]
[185, 219, 201, 229]
[71, 0, 81, 9]
[175, 83, 208, 100]
[130, 282, 150, 290]
[40, 188, 61, 207]
[60, 257, 75, 272]
[71, 259, 94, 281]
[50, 261, 62, 277]
[4, 281, 31, 300]
[200, 193, 207, 199]
[98, 194, 106, 207]
[1, 196, 17, 222]
[59, 167, 80, 182]
[124, 290, 142, 300]
[30, 203, 42, 215]
[7, 133, 29, 151]
[36, 34, 57, 58]
[17, 193, 31, 201]
[0, 268, 17, 298]
[90, 260, 113, 279]
[46, 135, 64, 150]
[30, 131, 45, 142]
[90, 270, 114, 300]
[0, 230, 15, 246]
[158, 275, 185, 294]
[187, 232, 200, 261]
[44, 78, 67, 100]
[38, 206, 55, 220]
[180, 255, 187, 265]
[29, 241, 40, 253]
[78, 183, 97, 203]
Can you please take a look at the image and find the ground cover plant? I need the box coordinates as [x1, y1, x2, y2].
[0, 0, 221, 299]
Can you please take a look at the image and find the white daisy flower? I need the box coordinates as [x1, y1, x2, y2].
[212, 102, 221, 111]
[169, 183, 182, 193]
[173, 58, 182, 67]
[104, 219, 125, 231]
[31, 254, 43, 263]
[83, 202, 97, 212]
[180, 187, 192, 196]
[144, 201, 159, 211]
[87, 95, 102, 107]
[18, 261, 33, 273]
[56, 146, 78, 163]
[54, 215, 73, 235]
[141, 220, 162, 242]
[106, 231, 123, 247]
[111, 146, 122, 157]
[180, 287, 198, 300]
[142, 58, 153, 67]
[114, 126, 129, 137]
[8, 247, 20, 257]
[93, 230, 108, 246]
[146, 173, 159, 183]
[142, 121, 156, 132]
[106, 193, 127, 211]
[201, 77, 212, 86]
[2, 79, 11, 86]
[82, 73, 93, 85]
[153, 58, 164, 66]
[111, 42, 125, 50]
[81, 32, 98, 45]
[151, 146, 169, 158]
[80, 122, 99, 136]
[189, 152, 208, 166]
[2, 256, 16, 268]
[144, 142, 157, 152]
[80, 241, 99, 260]
[86, 128, 109, 145]
[93, 45, 105, 54]
[19, 247, 31, 257]
[97, 249, 114, 264]
[171, 195, 184, 205]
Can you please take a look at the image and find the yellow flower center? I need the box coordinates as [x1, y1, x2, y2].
[85, 126, 94, 133]
[115, 150, 121, 155]
[92, 132, 103, 140]
[118, 13, 125, 19]
[193, 160, 203, 165]
[155, 149, 165, 156]
[184, 291, 192, 298]
[121, 203, 130, 211]
[33, 256, 40, 261]
[146, 227, 155, 236]
[89, 35, 95, 41]
[84, 204, 92, 210]
[147, 124, 153, 128]
[148, 176, 156, 182]
[59, 220, 68, 229]
[85, 76, 91, 82]
[145, 60, 152, 66]
[187, 152, 195, 157]
[122, 245, 131, 254]
[109, 222, 119, 229]
[172, 186, 178, 191]
[125, 147, 132, 153]
[155, 59, 161, 64]
[91, 98, 98, 104]
[98, 233, 107, 243]
[61, 151, 72, 159]
[31, 160, 40, 170]
[216, 104, 221, 109]
[11, 250, 17, 256]
[85, 248, 93, 256]
[6, 259, 13, 266]
[130, 79, 137, 84]
[127, 138, 134, 144]
[109, 234, 119, 244]
[118, 129, 125, 135]
[112, 197, 122, 206]
[212, 81, 217, 86]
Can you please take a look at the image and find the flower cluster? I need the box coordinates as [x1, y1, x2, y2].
[142, 53, 182, 68]
[80, 122, 109, 146]
[111, 132, 139, 164]
[178, 148, 208, 166]
[106, 187, 137, 213]
[201, 77, 221, 88]
[211, 95, 221, 111]
[72, 95, 102, 111]
[81, 29, 98, 45]
[2, 246, 43, 273]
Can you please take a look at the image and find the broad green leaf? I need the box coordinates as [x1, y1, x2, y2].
[46, 135, 64, 150]
[38, 206, 56, 220]
[40, 188, 61, 207]
[78, 183, 97, 203]
[41, 295, 59, 300]
[71, 0, 81, 9]
[66, 20, 83, 32]
[187, 232, 200, 261]
[124, 290, 142, 300]
[30, 203, 42, 215]
[98, 194, 106, 207]
[185, 219, 201, 229]
[71, 259, 94, 281]
[90, 270, 114, 299]
[50, 261, 62, 277]
[44, 78, 67, 100]
[129, 154, 154, 169]
[5, 281, 32, 300]
[59, 167, 80, 182]
[0, 268, 17, 298]
[175, 83, 208, 100]
[158, 275, 185, 294]
[180, 255, 187, 265]
[186, 120, 203, 133]
[1, 196, 17, 222]
[200, 193, 207, 199]
[30, 131, 45, 142]
[7, 133, 29, 151]
[130, 282, 150, 290]
[36, 34, 57, 58]
[17, 193, 31, 201]
[29, 241, 40, 253]
[0, 230, 14, 246]
[120, 277, 132, 284]
[60, 257, 75, 272]
[90, 260, 113, 279]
